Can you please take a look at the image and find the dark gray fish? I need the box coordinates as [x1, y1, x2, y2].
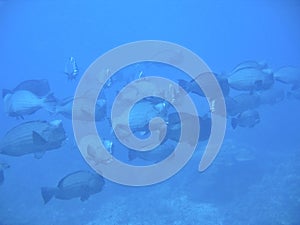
[0, 162, 10, 185]
[2, 89, 56, 119]
[166, 112, 211, 143]
[13, 79, 51, 97]
[274, 66, 300, 88]
[128, 141, 175, 162]
[0, 120, 66, 158]
[230, 60, 268, 74]
[224, 94, 260, 117]
[41, 170, 105, 204]
[231, 110, 260, 129]
[258, 88, 285, 105]
[178, 73, 230, 97]
[228, 68, 274, 91]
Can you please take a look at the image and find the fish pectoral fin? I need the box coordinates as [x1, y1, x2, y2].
[80, 191, 90, 201]
[34, 151, 45, 159]
[32, 131, 47, 145]
[254, 80, 263, 89]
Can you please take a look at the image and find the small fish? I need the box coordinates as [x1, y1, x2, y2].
[3, 89, 57, 119]
[0, 120, 67, 158]
[228, 68, 274, 92]
[231, 110, 260, 129]
[274, 66, 300, 88]
[64, 57, 79, 80]
[41, 170, 105, 204]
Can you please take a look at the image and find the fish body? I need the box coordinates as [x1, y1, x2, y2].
[128, 141, 175, 162]
[55, 97, 107, 121]
[166, 112, 210, 143]
[231, 110, 260, 129]
[13, 79, 51, 97]
[228, 68, 274, 91]
[258, 88, 285, 105]
[178, 73, 230, 97]
[3, 89, 56, 118]
[41, 170, 105, 204]
[0, 120, 66, 158]
[274, 66, 300, 88]
[230, 60, 268, 74]
[225, 93, 260, 117]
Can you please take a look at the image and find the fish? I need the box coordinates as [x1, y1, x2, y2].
[231, 110, 260, 129]
[178, 73, 230, 97]
[230, 60, 268, 74]
[165, 112, 211, 144]
[228, 67, 274, 91]
[112, 98, 169, 140]
[274, 66, 300, 88]
[257, 88, 285, 105]
[64, 57, 79, 80]
[0, 162, 10, 185]
[55, 96, 107, 121]
[0, 120, 67, 158]
[2, 89, 56, 119]
[224, 93, 260, 117]
[12, 79, 51, 97]
[287, 86, 300, 100]
[41, 170, 105, 204]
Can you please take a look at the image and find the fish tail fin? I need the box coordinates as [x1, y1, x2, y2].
[41, 187, 56, 204]
[42, 93, 57, 113]
[128, 150, 137, 161]
[231, 118, 238, 129]
[178, 79, 191, 93]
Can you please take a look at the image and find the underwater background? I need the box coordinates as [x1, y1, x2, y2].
[0, 0, 300, 224]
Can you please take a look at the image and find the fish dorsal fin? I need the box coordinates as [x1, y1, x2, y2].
[32, 131, 47, 145]
[2, 89, 12, 99]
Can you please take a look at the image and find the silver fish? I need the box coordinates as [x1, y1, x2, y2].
[228, 68, 274, 91]
[64, 57, 79, 80]
[41, 170, 105, 204]
[0, 120, 66, 158]
[3, 89, 56, 119]
[231, 110, 260, 129]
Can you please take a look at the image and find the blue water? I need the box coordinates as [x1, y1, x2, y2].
[0, 0, 300, 224]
